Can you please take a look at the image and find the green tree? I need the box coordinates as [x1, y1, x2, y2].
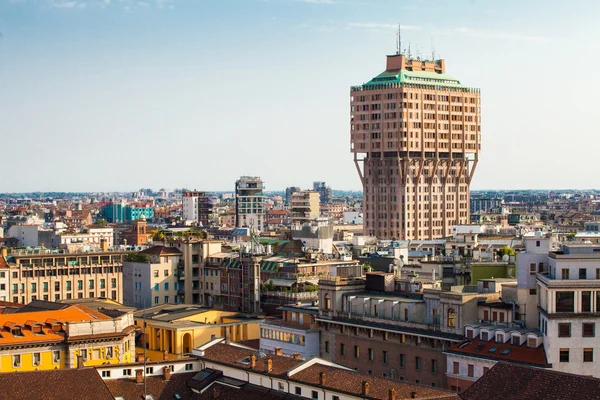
[124, 252, 150, 263]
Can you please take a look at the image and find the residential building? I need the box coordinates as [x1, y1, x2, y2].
[54, 225, 114, 251]
[469, 197, 503, 214]
[313, 181, 332, 205]
[444, 324, 548, 392]
[119, 218, 152, 246]
[134, 304, 262, 356]
[291, 219, 334, 254]
[101, 202, 125, 223]
[460, 362, 600, 400]
[235, 176, 265, 232]
[538, 243, 600, 377]
[122, 245, 182, 308]
[290, 190, 320, 224]
[193, 339, 459, 399]
[124, 204, 154, 222]
[350, 52, 480, 240]
[182, 191, 217, 227]
[285, 186, 301, 206]
[259, 303, 320, 360]
[0, 302, 135, 371]
[3, 249, 126, 303]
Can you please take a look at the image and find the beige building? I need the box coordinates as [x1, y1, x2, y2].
[2, 248, 125, 304]
[290, 190, 320, 224]
[350, 53, 481, 240]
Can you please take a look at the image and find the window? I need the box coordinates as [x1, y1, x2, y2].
[556, 292, 574, 312]
[579, 268, 587, 280]
[100, 279, 105, 289]
[333, 397, 340, 400]
[154, 296, 159, 304]
[431, 359, 438, 373]
[597, 269, 600, 279]
[583, 323, 595, 337]
[558, 323, 571, 338]
[467, 364, 474, 377]
[53, 350, 61, 363]
[89, 280, 94, 289]
[536, 240, 540, 247]
[101, 371, 111, 378]
[123, 369, 132, 376]
[512, 336, 520, 346]
[106, 347, 113, 359]
[340, 343, 345, 356]
[324, 295, 331, 310]
[383, 351, 388, 364]
[185, 363, 193, 371]
[164, 269, 169, 277]
[483, 366, 490, 374]
[559, 348, 569, 362]
[453, 361, 459, 374]
[582, 291, 592, 312]
[415, 356, 421, 371]
[584, 348, 594, 362]
[295, 387, 301, 395]
[529, 263, 536, 275]
[154, 284, 159, 291]
[278, 382, 284, 391]
[111, 278, 117, 288]
[481, 331, 489, 341]
[400, 353, 405, 367]
[561, 269, 569, 280]
[33, 352, 41, 366]
[154, 271, 159, 278]
[312, 390, 318, 399]
[447, 308, 456, 327]
[78, 280, 83, 290]
[164, 296, 169, 304]
[164, 283, 169, 291]
[13, 354, 21, 367]
[146, 367, 154, 374]
[530, 288, 537, 295]
[354, 345, 360, 358]
[368, 348, 374, 361]
[325, 341, 329, 353]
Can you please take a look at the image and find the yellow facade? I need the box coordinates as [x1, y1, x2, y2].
[0, 350, 66, 372]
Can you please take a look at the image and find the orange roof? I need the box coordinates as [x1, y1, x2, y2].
[0, 305, 110, 347]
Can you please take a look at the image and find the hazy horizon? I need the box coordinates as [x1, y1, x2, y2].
[1, 0, 599, 192]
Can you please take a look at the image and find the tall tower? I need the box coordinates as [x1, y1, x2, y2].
[350, 53, 481, 240]
[235, 176, 266, 232]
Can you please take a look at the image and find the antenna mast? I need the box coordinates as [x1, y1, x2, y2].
[396, 24, 402, 55]
[431, 38, 436, 61]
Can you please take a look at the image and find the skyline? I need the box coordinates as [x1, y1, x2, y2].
[1, 0, 599, 192]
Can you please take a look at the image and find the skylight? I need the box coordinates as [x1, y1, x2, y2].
[501, 349, 511, 355]
[489, 347, 498, 353]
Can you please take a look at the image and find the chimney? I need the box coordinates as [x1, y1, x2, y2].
[100, 238, 108, 252]
[1, 247, 7, 258]
[389, 389, 397, 400]
[136, 353, 145, 363]
[135, 369, 144, 384]
[76, 355, 84, 369]
[361, 381, 370, 396]
[292, 353, 301, 360]
[274, 347, 282, 356]
[162, 350, 168, 361]
[225, 328, 231, 344]
[250, 355, 256, 368]
[410, 391, 417, 399]
[162, 366, 171, 381]
[319, 372, 326, 386]
[265, 359, 273, 373]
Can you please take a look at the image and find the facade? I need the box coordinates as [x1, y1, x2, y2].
[290, 190, 320, 224]
[134, 304, 262, 356]
[0, 303, 135, 372]
[122, 245, 183, 308]
[119, 218, 152, 246]
[124, 205, 154, 222]
[285, 186, 301, 206]
[3, 249, 126, 304]
[313, 181, 332, 205]
[235, 176, 265, 232]
[182, 191, 217, 227]
[55, 225, 114, 250]
[469, 197, 503, 214]
[350, 53, 481, 240]
[101, 203, 125, 223]
[538, 243, 600, 377]
[259, 304, 320, 360]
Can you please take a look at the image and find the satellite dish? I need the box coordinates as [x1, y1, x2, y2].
[502, 254, 509, 262]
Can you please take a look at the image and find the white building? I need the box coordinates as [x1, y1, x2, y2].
[122, 245, 182, 308]
[56, 226, 114, 250]
[343, 211, 363, 225]
[7, 225, 41, 247]
[182, 194, 199, 223]
[538, 243, 600, 377]
[235, 176, 265, 232]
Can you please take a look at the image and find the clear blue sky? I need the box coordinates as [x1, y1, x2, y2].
[1, 0, 599, 192]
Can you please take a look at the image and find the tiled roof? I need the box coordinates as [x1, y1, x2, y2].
[202, 343, 302, 377]
[446, 338, 549, 367]
[139, 245, 182, 256]
[291, 364, 459, 400]
[460, 362, 600, 400]
[0, 368, 113, 400]
[105, 372, 199, 400]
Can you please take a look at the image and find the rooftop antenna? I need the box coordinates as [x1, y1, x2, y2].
[408, 42, 412, 59]
[431, 38, 436, 61]
[396, 24, 402, 55]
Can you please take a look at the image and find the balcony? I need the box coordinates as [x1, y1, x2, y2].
[537, 273, 600, 288]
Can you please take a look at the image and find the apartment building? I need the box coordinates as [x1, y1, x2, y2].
[182, 191, 217, 227]
[316, 272, 502, 388]
[313, 181, 332, 205]
[259, 303, 320, 360]
[538, 243, 600, 377]
[350, 53, 481, 240]
[235, 176, 265, 232]
[2, 248, 125, 304]
[290, 190, 320, 224]
[122, 245, 182, 308]
[0, 302, 135, 371]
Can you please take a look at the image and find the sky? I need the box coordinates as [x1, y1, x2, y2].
[1, 0, 599, 193]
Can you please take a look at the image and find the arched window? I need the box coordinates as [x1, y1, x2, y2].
[448, 308, 456, 327]
[324, 294, 331, 310]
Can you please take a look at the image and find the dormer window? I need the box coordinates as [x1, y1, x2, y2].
[11, 328, 24, 337]
[480, 331, 489, 341]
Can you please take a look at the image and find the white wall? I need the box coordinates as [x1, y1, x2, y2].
[7, 225, 40, 247]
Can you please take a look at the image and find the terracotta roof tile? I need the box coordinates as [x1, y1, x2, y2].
[446, 338, 549, 366]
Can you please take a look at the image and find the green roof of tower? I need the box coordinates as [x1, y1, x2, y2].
[363, 68, 465, 88]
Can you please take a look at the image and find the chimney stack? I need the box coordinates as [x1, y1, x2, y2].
[265, 359, 273, 373]
[162, 366, 171, 381]
[162, 350, 169, 361]
[136, 353, 145, 363]
[225, 328, 231, 344]
[250, 355, 256, 368]
[292, 353, 301, 360]
[135, 369, 144, 384]
[389, 388, 397, 400]
[362, 381, 370, 396]
[76, 355, 84, 369]
[274, 347, 282, 356]
[319, 372, 326, 386]
[410, 391, 417, 399]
